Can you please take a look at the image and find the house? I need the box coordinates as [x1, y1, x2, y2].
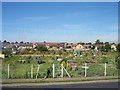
[73, 44, 86, 51]
[18, 44, 33, 50]
[73, 44, 90, 56]
[33, 42, 46, 48]
[94, 43, 105, 51]
[83, 43, 92, 50]
[3, 44, 13, 50]
[0, 54, 5, 59]
[46, 42, 64, 50]
[3, 43, 17, 51]
[65, 43, 73, 51]
[111, 44, 117, 51]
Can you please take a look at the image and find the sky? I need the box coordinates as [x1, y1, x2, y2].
[2, 2, 118, 43]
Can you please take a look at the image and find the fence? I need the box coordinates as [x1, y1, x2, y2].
[2, 63, 118, 79]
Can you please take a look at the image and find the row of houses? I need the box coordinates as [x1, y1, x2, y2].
[2, 41, 117, 52]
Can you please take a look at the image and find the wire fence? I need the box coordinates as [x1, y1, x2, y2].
[2, 63, 118, 79]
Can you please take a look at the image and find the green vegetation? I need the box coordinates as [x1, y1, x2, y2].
[2, 49, 118, 79]
[1, 40, 119, 79]
[35, 46, 48, 52]
[2, 50, 12, 57]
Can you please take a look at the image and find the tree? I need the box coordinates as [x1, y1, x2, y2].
[115, 55, 120, 69]
[11, 42, 14, 44]
[26, 42, 29, 44]
[104, 44, 111, 52]
[105, 42, 109, 45]
[99, 46, 105, 52]
[35, 46, 48, 52]
[3, 40, 7, 44]
[100, 42, 103, 45]
[66, 46, 71, 48]
[26, 56, 32, 63]
[15, 41, 18, 44]
[81, 42, 85, 45]
[88, 42, 92, 45]
[44, 41, 46, 43]
[28, 56, 32, 60]
[0, 41, 2, 52]
[7, 42, 10, 44]
[24, 48, 31, 54]
[117, 43, 120, 52]
[2, 49, 12, 57]
[91, 45, 95, 50]
[95, 39, 100, 44]
[58, 50, 62, 55]
[20, 41, 24, 44]
[98, 45, 111, 52]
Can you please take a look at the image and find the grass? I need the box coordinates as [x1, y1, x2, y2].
[2, 50, 118, 79]
[2, 77, 118, 84]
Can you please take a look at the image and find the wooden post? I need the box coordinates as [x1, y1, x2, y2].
[31, 64, 33, 78]
[63, 66, 71, 78]
[82, 63, 89, 77]
[8, 64, 9, 79]
[52, 64, 55, 78]
[104, 63, 107, 76]
[85, 63, 87, 77]
[61, 64, 63, 78]
[36, 65, 40, 79]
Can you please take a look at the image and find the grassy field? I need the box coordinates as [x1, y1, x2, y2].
[1, 50, 118, 79]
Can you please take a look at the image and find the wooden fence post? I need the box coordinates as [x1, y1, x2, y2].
[36, 65, 40, 79]
[61, 64, 63, 78]
[52, 64, 55, 78]
[82, 63, 89, 77]
[104, 63, 107, 76]
[31, 64, 33, 78]
[63, 66, 71, 78]
[8, 64, 10, 79]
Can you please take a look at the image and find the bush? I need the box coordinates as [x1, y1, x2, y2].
[117, 43, 120, 52]
[115, 55, 120, 69]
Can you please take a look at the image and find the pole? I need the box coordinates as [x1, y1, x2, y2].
[85, 63, 87, 77]
[104, 63, 107, 76]
[63, 66, 71, 78]
[8, 64, 9, 79]
[31, 64, 33, 78]
[82, 63, 89, 77]
[61, 64, 63, 78]
[36, 65, 40, 79]
[53, 64, 55, 78]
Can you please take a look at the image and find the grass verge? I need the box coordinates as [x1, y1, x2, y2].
[2, 77, 118, 84]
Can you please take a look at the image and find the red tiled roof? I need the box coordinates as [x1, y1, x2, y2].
[47, 43, 64, 47]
